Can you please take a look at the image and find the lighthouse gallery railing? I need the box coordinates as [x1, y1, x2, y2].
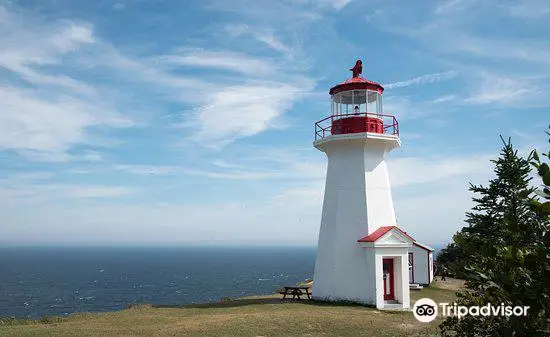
[314, 112, 399, 140]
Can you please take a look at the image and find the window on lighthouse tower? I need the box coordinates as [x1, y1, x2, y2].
[354, 105, 360, 115]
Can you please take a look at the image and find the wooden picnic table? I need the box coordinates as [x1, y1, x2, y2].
[281, 286, 311, 300]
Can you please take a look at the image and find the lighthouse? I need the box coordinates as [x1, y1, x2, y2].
[312, 60, 416, 310]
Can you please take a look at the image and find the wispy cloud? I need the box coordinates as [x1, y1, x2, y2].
[1, 3, 316, 156]
[504, 0, 550, 18]
[225, 24, 295, 58]
[434, 0, 479, 15]
[0, 86, 133, 156]
[464, 73, 546, 107]
[159, 49, 275, 76]
[430, 95, 456, 104]
[307, 0, 355, 11]
[0, 183, 135, 201]
[0, 7, 136, 159]
[112, 164, 283, 180]
[384, 71, 458, 89]
[388, 154, 493, 188]
[182, 80, 314, 145]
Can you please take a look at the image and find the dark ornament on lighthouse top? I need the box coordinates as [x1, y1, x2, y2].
[329, 59, 383, 95]
[350, 60, 362, 78]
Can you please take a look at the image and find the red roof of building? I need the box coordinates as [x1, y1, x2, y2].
[357, 226, 415, 243]
[329, 76, 384, 95]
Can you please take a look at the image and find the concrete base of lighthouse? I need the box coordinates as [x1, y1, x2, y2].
[312, 132, 410, 310]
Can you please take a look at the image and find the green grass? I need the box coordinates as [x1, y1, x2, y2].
[0, 278, 462, 337]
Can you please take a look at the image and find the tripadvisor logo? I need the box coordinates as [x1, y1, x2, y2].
[412, 298, 530, 323]
[413, 298, 438, 323]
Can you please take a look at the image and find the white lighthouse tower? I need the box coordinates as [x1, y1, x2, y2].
[312, 60, 414, 310]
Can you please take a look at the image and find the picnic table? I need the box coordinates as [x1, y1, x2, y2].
[281, 286, 311, 300]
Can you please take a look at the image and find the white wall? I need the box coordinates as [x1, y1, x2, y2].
[364, 147, 398, 234]
[409, 244, 433, 285]
[429, 251, 434, 283]
[313, 140, 374, 303]
[312, 134, 401, 306]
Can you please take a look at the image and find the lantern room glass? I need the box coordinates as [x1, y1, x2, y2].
[331, 90, 382, 117]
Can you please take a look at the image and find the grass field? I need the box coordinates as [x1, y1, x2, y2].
[0, 278, 463, 337]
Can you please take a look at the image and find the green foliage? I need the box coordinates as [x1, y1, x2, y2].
[436, 242, 467, 278]
[530, 127, 550, 219]
[440, 134, 550, 336]
[440, 291, 511, 336]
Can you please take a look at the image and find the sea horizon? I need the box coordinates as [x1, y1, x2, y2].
[0, 245, 316, 319]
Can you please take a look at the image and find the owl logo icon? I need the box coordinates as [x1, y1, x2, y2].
[413, 298, 438, 323]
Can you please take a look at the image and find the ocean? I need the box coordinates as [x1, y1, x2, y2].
[0, 246, 316, 318]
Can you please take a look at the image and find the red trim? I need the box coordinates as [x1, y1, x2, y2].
[315, 112, 399, 141]
[408, 252, 415, 284]
[383, 258, 395, 300]
[329, 77, 384, 95]
[358, 226, 415, 243]
[331, 116, 384, 135]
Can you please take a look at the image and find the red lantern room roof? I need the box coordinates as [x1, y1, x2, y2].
[329, 60, 384, 95]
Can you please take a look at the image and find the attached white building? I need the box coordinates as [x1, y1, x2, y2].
[408, 242, 434, 286]
[311, 60, 433, 310]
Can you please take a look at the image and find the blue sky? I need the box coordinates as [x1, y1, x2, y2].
[0, 0, 548, 246]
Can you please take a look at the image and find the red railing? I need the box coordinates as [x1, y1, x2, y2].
[314, 112, 399, 140]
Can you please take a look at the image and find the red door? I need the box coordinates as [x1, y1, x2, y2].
[383, 258, 395, 301]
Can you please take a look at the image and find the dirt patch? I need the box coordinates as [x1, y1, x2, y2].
[432, 278, 465, 291]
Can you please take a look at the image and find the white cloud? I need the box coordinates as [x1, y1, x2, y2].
[0, 88, 122, 151]
[159, 49, 275, 76]
[384, 71, 458, 89]
[430, 94, 456, 103]
[295, 0, 354, 11]
[394, 180, 473, 244]
[382, 94, 459, 122]
[1, 4, 316, 159]
[0, 11, 95, 90]
[63, 186, 135, 198]
[108, 162, 282, 180]
[434, 0, 479, 15]
[371, 2, 550, 76]
[0, 7, 138, 159]
[254, 30, 294, 56]
[225, 24, 294, 57]
[464, 73, 545, 107]
[113, 3, 126, 11]
[327, 0, 354, 11]
[0, 86, 133, 155]
[444, 35, 550, 67]
[16, 150, 105, 163]
[0, 183, 135, 202]
[185, 82, 313, 144]
[181, 168, 282, 180]
[388, 154, 493, 188]
[504, 0, 550, 18]
[0, 187, 321, 245]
